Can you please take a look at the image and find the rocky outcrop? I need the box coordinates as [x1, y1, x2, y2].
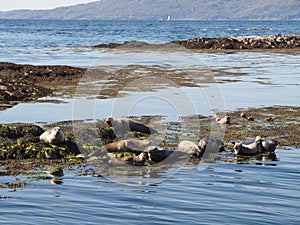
[0, 124, 80, 160]
[172, 34, 300, 50]
[0, 62, 85, 109]
[94, 34, 300, 50]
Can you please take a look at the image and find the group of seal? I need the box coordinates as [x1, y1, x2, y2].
[232, 136, 278, 156]
[39, 114, 279, 164]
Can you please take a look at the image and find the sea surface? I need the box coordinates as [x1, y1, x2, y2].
[0, 19, 299, 224]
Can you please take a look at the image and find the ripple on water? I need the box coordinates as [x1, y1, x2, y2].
[1, 148, 300, 224]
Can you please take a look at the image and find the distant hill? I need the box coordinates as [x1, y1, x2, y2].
[0, 0, 299, 20]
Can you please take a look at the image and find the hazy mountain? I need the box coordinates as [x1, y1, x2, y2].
[0, 0, 299, 20]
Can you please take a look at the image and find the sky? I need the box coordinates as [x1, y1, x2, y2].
[0, 0, 99, 11]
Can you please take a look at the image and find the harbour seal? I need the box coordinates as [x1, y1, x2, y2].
[213, 114, 231, 124]
[198, 138, 225, 153]
[88, 139, 151, 157]
[39, 127, 65, 144]
[177, 140, 202, 156]
[177, 138, 224, 157]
[261, 139, 278, 153]
[105, 117, 157, 135]
[121, 152, 149, 166]
[240, 112, 254, 121]
[147, 146, 173, 163]
[232, 136, 262, 156]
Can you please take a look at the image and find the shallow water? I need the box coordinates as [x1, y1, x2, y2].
[0, 49, 299, 123]
[1, 148, 300, 224]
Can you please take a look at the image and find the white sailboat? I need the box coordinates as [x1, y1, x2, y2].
[167, 15, 171, 21]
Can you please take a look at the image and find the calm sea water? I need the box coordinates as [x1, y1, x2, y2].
[0, 20, 299, 224]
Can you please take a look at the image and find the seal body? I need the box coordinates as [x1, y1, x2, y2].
[177, 140, 201, 156]
[147, 146, 173, 163]
[261, 139, 278, 152]
[198, 138, 224, 153]
[88, 139, 151, 157]
[39, 127, 65, 144]
[105, 117, 156, 134]
[233, 136, 262, 156]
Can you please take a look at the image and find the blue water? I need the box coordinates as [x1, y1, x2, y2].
[0, 20, 299, 47]
[0, 19, 299, 224]
[1, 149, 300, 225]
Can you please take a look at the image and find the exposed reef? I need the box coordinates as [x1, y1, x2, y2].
[0, 62, 85, 109]
[93, 34, 300, 50]
[0, 106, 299, 161]
[172, 34, 300, 50]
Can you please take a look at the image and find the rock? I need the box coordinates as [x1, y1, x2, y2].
[171, 34, 300, 50]
[0, 123, 80, 160]
[0, 62, 85, 107]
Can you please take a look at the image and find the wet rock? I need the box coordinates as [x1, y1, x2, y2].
[172, 34, 300, 50]
[93, 35, 300, 50]
[0, 123, 80, 160]
[0, 62, 85, 109]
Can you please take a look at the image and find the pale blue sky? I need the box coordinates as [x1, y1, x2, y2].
[0, 0, 99, 11]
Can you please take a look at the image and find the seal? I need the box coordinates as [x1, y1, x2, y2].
[122, 152, 149, 166]
[147, 146, 174, 163]
[177, 138, 224, 157]
[198, 138, 225, 153]
[261, 139, 278, 152]
[105, 117, 157, 134]
[213, 114, 231, 124]
[177, 140, 202, 156]
[39, 127, 65, 144]
[88, 139, 151, 157]
[240, 112, 254, 121]
[265, 116, 279, 122]
[232, 136, 262, 156]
